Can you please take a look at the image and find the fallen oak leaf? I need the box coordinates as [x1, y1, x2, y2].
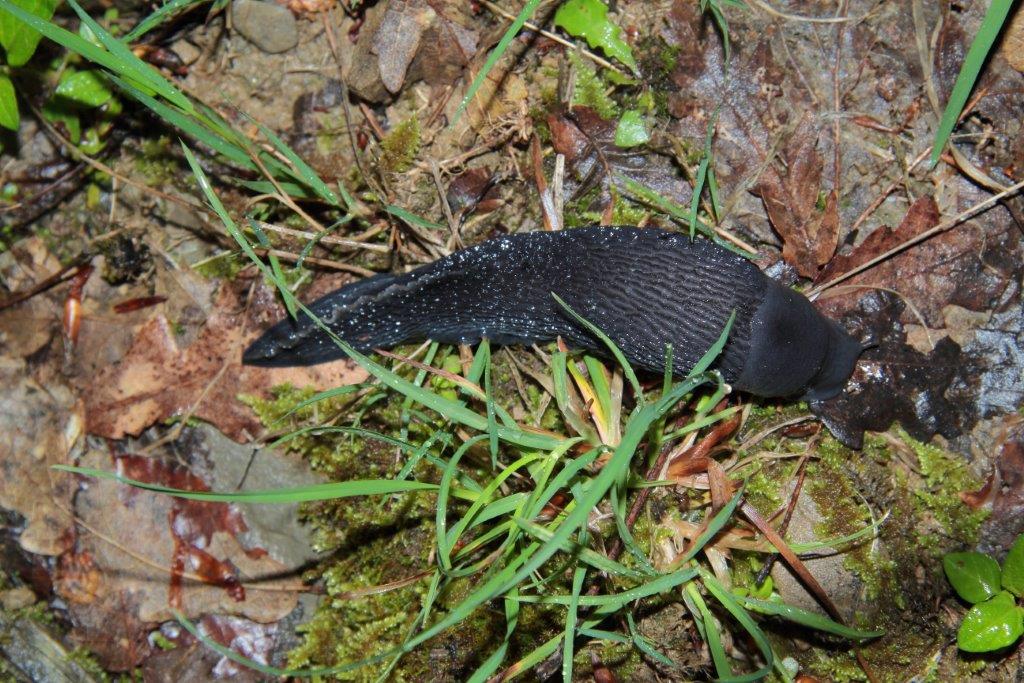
[750, 113, 839, 278]
[815, 196, 940, 286]
[84, 280, 367, 442]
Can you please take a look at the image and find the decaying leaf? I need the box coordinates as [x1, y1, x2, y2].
[61, 448, 300, 670]
[750, 114, 839, 278]
[0, 357, 81, 556]
[814, 196, 940, 286]
[84, 280, 367, 442]
[996, 4, 1024, 73]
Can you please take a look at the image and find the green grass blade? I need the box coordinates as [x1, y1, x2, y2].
[125, 0, 206, 41]
[65, 0, 191, 110]
[626, 612, 675, 668]
[930, 0, 1015, 166]
[437, 434, 487, 571]
[447, 452, 542, 560]
[687, 581, 732, 678]
[515, 519, 643, 580]
[689, 310, 735, 377]
[249, 219, 297, 318]
[565, 485, 589, 683]
[449, 0, 542, 129]
[467, 590, 521, 682]
[701, 570, 774, 682]
[272, 383, 365, 424]
[54, 464, 441, 503]
[552, 293, 644, 404]
[385, 204, 445, 230]
[484, 349, 499, 467]
[251, 118, 340, 205]
[397, 430, 450, 481]
[0, 1, 154, 99]
[737, 596, 882, 639]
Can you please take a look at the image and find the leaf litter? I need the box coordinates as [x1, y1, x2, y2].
[0, 0, 1023, 679]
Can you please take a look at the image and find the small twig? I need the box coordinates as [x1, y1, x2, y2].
[430, 160, 460, 250]
[477, 0, 626, 76]
[754, 453, 811, 584]
[255, 248, 375, 276]
[749, 0, 867, 24]
[250, 220, 389, 252]
[0, 254, 91, 312]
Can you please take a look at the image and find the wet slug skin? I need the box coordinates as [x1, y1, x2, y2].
[243, 226, 863, 401]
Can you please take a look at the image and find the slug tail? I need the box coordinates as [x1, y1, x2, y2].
[242, 272, 403, 367]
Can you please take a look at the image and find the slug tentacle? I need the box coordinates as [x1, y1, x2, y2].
[243, 226, 863, 400]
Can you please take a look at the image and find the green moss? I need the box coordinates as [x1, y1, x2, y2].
[192, 251, 247, 279]
[899, 428, 988, 547]
[67, 647, 112, 682]
[569, 50, 619, 118]
[133, 135, 178, 186]
[379, 116, 421, 173]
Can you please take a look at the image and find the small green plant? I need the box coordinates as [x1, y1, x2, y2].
[943, 534, 1024, 653]
[0, 0, 60, 132]
[554, 0, 638, 75]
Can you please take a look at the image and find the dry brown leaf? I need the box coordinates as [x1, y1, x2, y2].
[0, 357, 81, 556]
[0, 237, 63, 358]
[998, 5, 1024, 73]
[84, 281, 367, 442]
[814, 196, 940, 286]
[750, 114, 839, 278]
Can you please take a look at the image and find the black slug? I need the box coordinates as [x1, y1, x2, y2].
[243, 226, 863, 400]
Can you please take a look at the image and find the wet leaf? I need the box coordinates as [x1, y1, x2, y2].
[1003, 534, 1024, 598]
[0, 0, 60, 66]
[814, 196, 940, 286]
[957, 591, 1023, 653]
[614, 109, 648, 147]
[944, 551, 1001, 604]
[55, 69, 113, 107]
[0, 73, 18, 130]
[554, 0, 637, 73]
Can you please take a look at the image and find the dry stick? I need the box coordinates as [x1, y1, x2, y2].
[809, 178, 1024, 297]
[250, 220, 389, 253]
[0, 255, 91, 312]
[256, 248, 375, 276]
[477, 0, 626, 76]
[754, 453, 811, 585]
[430, 160, 460, 250]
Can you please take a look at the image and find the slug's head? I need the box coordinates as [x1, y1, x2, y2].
[735, 281, 864, 400]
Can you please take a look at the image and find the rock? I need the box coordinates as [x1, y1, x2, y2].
[231, 0, 298, 54]
[0, 586, 36, 611]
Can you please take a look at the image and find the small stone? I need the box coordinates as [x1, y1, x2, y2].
[231, 0, 299, 54]
[170, 39, 201, 67]
[0, 586, 36, 611]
